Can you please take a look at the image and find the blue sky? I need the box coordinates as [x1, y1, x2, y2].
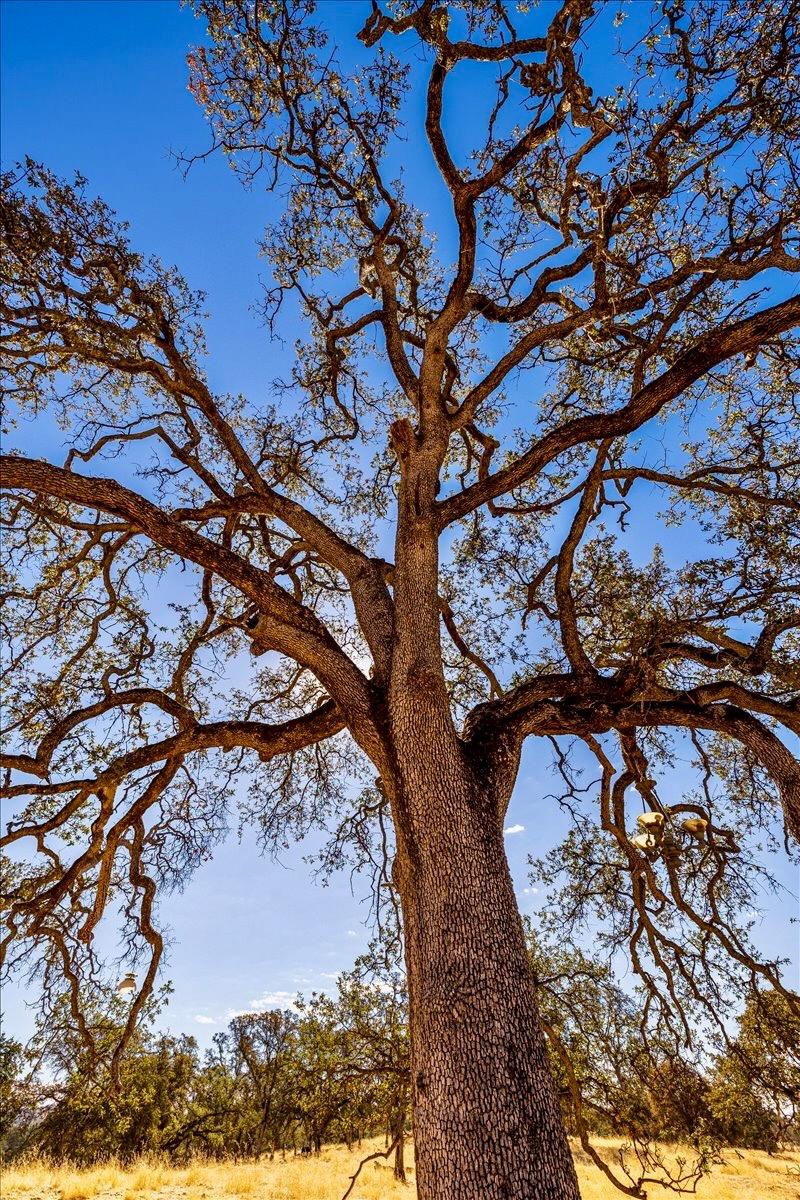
[2, 0, 797, 1046]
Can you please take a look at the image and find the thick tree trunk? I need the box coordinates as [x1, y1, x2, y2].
[386, 458, 579, 1197]
[396, 775, 581, 1200]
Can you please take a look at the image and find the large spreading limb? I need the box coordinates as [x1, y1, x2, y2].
[0, 454, 380, 757]
[439, 296, 800, 525]
[3, 3, 800, 1192]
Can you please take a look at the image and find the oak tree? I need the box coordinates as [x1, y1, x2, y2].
[21, 993, 199, 1165]
[707, 989, 800, 1150]
[2, 2, 800, 1197]
[527, 926, 722, 1194]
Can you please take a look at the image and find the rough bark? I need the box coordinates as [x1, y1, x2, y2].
[384, 411, 579, 1198]
[393, 765, 580, 1200]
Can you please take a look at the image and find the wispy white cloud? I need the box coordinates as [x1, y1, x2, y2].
[194, 1014, 215, 1025]
[522, 886, 539, 896]
[346, 929, 358, 937]
[504, 823, 525, 836]
[252, 990, 298, 1009]
[226, 990, 299, 1018]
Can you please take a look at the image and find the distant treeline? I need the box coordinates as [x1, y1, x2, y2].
[2, 937, 797, 1169]
[2, 952, 410, 1177]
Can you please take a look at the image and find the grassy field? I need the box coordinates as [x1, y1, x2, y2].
[3, 1139, 799, 1200]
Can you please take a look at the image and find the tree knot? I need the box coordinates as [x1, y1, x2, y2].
[389, 418, 416, 461]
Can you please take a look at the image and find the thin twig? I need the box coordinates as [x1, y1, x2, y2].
[340, 1131, 402, 1200]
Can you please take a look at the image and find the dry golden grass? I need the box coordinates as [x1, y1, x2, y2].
[3, 1138, 799, 1200]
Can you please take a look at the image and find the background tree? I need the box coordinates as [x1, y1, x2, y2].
[0, 1034, 40, 1161]
[528, 925, 721, 1194]
[707, 989, 800, 1151]
[2, 960, 407, 1168]
[299, 947, 410, 1179]
[25, 994, 200, 1166]
[224, 1010, 300, 1157]
[2, 1, 799, 1197]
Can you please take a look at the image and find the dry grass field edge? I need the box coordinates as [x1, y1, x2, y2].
[2, 1138, 799, 1200]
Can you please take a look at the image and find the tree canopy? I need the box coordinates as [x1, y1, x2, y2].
[2, 2, 799, 1196]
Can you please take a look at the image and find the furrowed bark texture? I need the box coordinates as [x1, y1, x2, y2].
[396, 768, 580, 1200]
[387, 631, 579, 1200]
[382, 418, 580, 1198]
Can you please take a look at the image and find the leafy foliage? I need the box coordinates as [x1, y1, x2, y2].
[2, 1, 799, 1193]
